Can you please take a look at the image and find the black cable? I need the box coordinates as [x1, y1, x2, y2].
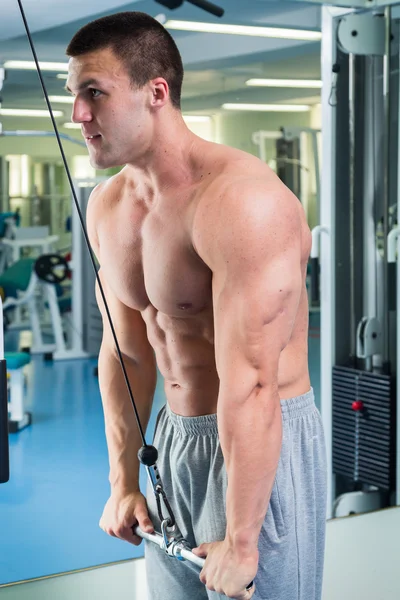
[16, 0, 148, 447]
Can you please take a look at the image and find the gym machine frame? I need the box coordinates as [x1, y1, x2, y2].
[313, 5, 400, 518]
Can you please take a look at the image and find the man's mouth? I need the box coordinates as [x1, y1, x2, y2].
[85, 134, 102, 145]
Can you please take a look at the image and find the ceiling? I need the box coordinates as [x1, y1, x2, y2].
[0, 0, 322, 126]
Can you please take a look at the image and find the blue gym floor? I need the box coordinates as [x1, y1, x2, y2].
[0, 313, 320, 586]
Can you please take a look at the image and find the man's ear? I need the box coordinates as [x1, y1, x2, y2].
[149, 77, 169, 107]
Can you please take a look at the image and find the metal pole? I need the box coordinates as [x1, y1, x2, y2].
[395, 32, 400, 506]
[186, 0, 224, 17]
[134, 527, 205, 569]
[134, 526, 254, 592]
[363, 57, 378, 324]
[349, 53, 356, 359]
[382, 6, 392, 368]
[311, 131, 321, 224]
[0, 157, 8, 213]
[320, 5, 339, 520]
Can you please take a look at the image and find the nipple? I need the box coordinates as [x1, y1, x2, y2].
[178, 303, 193, 311]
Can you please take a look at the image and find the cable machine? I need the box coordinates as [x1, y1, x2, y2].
[313, 4, 400, 518]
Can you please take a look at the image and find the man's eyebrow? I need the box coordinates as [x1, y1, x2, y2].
[65, 78, 102, 94]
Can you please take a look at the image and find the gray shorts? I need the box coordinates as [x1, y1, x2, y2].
[145, 388, 327, 600]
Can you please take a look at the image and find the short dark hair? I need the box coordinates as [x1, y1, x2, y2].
[66, 12, 184, 109]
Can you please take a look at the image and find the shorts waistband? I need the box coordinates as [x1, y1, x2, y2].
[164, 388, 316, 436]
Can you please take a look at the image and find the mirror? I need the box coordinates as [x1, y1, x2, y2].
[1, 2, 398, 600]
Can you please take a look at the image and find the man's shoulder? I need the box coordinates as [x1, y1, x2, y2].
[86, 170, 127, 238]
[89, 168, 128, 203]
[197, 150, 289, 218]
[192, 152, 301, 257]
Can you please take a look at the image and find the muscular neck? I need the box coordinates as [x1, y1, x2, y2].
[127, 111, 202, 195]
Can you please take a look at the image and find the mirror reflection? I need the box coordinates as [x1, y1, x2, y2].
[0, 1, 398, 600]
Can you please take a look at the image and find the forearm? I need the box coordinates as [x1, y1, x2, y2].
[98, 343, 157, 493]
[219, 388, 282, 554]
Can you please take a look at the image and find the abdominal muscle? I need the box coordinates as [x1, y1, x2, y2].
[142, 304, 220, 416]
[141, 293, 311, 418]
[160, 355, 221, 417]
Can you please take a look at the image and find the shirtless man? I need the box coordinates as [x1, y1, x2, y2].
[66, 11, 327, 600]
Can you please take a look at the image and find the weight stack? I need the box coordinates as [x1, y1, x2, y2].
[332, 366, 396, 490]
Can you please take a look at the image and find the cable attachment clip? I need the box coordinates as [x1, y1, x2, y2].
[137, 446, 195, 562]
[138, 444, 177, 529]
[160, 519, 190, 561]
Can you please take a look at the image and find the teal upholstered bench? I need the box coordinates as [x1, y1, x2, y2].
[5, 351, 32, 433]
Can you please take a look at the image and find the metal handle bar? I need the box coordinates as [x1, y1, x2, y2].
[134, 526, 254, 592]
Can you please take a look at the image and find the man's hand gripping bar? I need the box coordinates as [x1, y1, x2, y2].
[137, 444, 254, 593]
[134, 525, 205, 568]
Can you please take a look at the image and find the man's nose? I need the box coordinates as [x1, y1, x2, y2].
[71, 97, 92, 124]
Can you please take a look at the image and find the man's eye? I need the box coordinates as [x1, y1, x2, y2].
[90, 89, 101, 98]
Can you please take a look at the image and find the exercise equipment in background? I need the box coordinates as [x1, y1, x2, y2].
[34, 253, 70, 284]
[0, 224, 58, 266]
[314, 7, 398, 518]
[1, 254, 74, 360]
[0, 225, 59, 331]
[0, 175, 105, 362]
[0, 210, 20, 274]
[6, 351, 31, 433]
